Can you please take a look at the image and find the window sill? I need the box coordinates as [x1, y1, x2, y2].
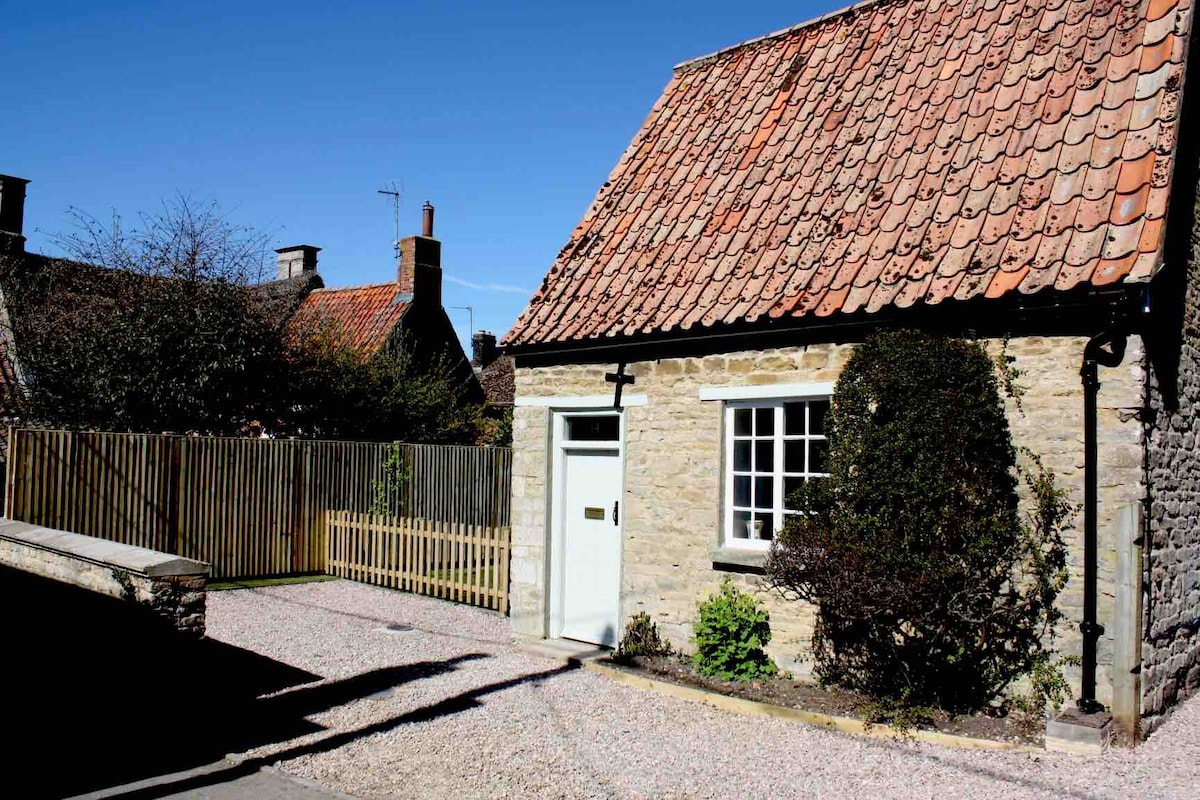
[710, 545, 768, 574]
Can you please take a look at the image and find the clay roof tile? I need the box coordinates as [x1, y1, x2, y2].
[504, 0, 1191, 348]
[291, 283, 408, 353]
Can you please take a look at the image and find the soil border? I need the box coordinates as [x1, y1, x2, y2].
[583, 659, 1043, 753]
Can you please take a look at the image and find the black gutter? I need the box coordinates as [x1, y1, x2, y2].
[1079, 328, 1128, 713]
[508, 286, 1134, 366]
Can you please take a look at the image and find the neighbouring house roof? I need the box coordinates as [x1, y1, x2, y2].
[506, 0, 1191, 348]
[291, 283, 409, 353]
[259, 270, 325, 310]
[478, 355, 515, 406]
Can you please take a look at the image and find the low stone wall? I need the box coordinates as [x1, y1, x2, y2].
[0, 519, 209, 635]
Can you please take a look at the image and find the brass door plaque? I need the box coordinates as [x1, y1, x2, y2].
[584, 506, 605, 520]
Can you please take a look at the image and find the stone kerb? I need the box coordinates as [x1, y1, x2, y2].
[0, 518, 210, 636]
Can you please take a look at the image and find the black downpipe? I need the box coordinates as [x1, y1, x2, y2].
[1079, 329, 1127, 713]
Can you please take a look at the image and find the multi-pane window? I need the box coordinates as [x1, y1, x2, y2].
[724, 398, 829, 548]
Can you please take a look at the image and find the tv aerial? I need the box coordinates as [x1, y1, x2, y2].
[377, 181, 404, 265]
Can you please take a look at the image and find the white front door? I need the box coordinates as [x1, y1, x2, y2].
[560, 448, 622, 646]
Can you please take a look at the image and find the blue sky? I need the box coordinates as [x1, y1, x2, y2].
[6, 1, 838, 350]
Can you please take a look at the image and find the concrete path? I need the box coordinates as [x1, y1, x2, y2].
[68, 761, 358, 800]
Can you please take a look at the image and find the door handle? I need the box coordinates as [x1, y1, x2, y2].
[612, 500, 619, 526]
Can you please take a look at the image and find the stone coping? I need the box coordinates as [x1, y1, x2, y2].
[584, 660, 1041, 753]
[0, 519, 209, 577]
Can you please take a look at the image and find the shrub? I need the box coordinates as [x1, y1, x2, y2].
[765, 330, 1072, 711]
[1008, 652, 1080, 732]
[615, 612, 673, 661]
[691, 579, 778, 681]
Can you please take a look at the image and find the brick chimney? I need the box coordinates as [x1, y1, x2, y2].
[471, 331, 498, 369]
[275, 245, 320, 280]
[398, 201, 441, 307]
[0, 174, 30, 253]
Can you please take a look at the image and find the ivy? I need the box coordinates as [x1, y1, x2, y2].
[994, 334, 1026, 412]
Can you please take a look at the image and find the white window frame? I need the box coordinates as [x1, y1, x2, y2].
[721, 387, 830, 550]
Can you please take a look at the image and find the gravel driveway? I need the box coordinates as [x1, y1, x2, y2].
[203, 580, 1200, 800]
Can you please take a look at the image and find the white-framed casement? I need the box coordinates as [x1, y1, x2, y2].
[547, 406, 627, 644]
[713, 384, 831, 550]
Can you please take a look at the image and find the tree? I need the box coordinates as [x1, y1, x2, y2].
[277, 319, 482, 443]
[0, 198, 290, 434]
[0, 197, 486, 444]
[764, 330, 1072, 712]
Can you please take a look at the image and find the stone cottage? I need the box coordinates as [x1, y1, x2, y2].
[502, 0, 1200, 737]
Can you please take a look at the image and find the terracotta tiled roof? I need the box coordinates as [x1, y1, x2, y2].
[292, 283, 408, 352]
[506, 0, 1191, 347]
[479, 355, 515, 406]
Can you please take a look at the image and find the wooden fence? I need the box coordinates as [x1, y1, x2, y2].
[325, 510, 509, 612]
[5, 429, 512, 580]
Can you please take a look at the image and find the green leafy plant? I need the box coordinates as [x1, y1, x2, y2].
[111, 568, 137, 602]
[476, 406, 513, 447]
[279, 325, 484, 444]
[691, 578, 778, 681]
[994, 334, 1026, 411]
[1009, 653, 1080, 733]
[766, 330, 1073, 712]
[615, 612, 673, 662]
[860, 696, 936, 735]
[369, 443, 411, 515]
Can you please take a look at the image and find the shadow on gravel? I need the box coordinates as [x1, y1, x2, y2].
[0, 567, 488, 800]
[863, 732, 1101, 800]
[98, 662, 580, 800]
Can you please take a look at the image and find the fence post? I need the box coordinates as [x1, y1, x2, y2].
[403, 443, 414, 518]
[4, 425, 15, 518]
[290, 442, 304, 573]
[167, 437, 182, 556]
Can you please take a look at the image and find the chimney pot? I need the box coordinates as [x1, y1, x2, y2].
[275, 245, 321, 280]
[472, 331, 498, 369]
[421, 201, 434, 237]
[399, 204, 441, 307]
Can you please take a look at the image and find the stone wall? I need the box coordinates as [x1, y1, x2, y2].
[511, 404, 551, 638]
[0, 520, 209, 636]
[1142, 239, 1200, 732]
[511, 334, 1145, 704]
